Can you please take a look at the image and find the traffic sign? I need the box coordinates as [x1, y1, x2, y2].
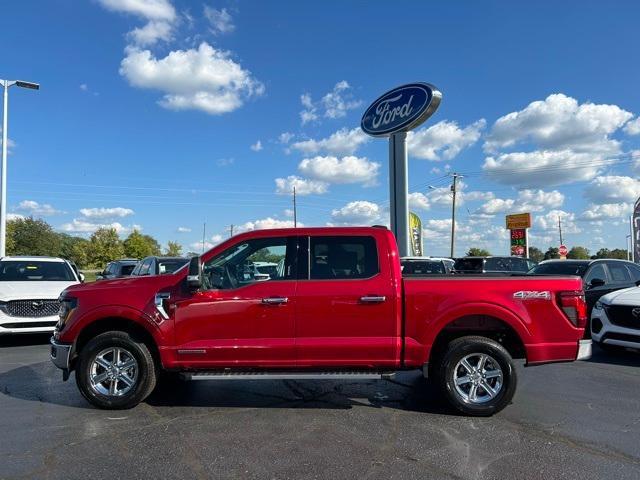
[559, 245, 568, 257]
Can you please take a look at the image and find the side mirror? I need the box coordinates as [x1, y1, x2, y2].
[79, 273, 85, 283]
[588, 278, 605, 288]
[187, 256, 202, 290]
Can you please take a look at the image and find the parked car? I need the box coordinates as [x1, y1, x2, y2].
[96, 259, 139, 280]
[528, 259, 640, 317]
[51, 227, 589, 416]
[401, 257, 448, 275]
[453, 256, 532, 274]
[130, 256, 189, 276]
[0, 256, 81, 335]
[430, 257, 455, 273]
[591, 284, 640, 352]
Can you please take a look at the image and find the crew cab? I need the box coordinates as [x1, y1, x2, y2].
[50, 227, 590, 416]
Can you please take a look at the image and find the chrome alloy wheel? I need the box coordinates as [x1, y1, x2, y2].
[453, 353, 503, 404]
[89, 347, 138, 397]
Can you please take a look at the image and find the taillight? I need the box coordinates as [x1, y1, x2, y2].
[557, 290, 587, 328]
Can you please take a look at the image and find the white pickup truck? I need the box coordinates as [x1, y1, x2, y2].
[0, 256, 81, 335]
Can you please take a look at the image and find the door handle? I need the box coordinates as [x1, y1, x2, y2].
[261, 297, 288, 305]
[360, 295, 386, 303]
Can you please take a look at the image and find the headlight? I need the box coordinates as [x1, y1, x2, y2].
[594, 301, 603, 310]
[57, 297, 78, 330]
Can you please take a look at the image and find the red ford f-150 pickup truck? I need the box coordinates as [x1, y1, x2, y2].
[50, 227, 591, 416]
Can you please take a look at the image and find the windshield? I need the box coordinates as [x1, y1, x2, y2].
[0, 261, 75, 281]
[453, 258, 483, 272]
[121, 264, 136, 276]
[402, 261, 445, 275]
[528, 262, 588, 276]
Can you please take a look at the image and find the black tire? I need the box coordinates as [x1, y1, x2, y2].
[435, 336, 517, 416]
[75, 331, 158, 409]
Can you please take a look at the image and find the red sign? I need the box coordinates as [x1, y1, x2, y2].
[510, 228, 527, 257]
[559, 245, 568, 256]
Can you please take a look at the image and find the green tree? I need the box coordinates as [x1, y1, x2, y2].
[59, 233, 90, 268]
[593, 248, 628, 260]
[544, 247, 560, 260]
[123, 230, 161, 259]
[7, 217, 61, 256]
[165, 241, 182, 256]
[466, 247, 491, 256]
[88, 228, 124, 268]
[567, 246, 590, 259]
[528, 246, 544, 263]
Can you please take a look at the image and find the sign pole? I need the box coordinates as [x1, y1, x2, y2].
[389, 132, 410, 257]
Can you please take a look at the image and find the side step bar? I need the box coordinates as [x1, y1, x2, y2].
[183, 370, 396, 381]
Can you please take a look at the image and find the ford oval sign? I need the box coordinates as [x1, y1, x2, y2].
[361, 83, 441, 137]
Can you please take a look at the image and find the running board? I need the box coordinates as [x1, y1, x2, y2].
[183, 370, 396, 381]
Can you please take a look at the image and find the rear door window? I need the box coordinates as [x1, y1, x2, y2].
[607, 262, 632, 283]
[585, 264, 607, 284]
[308, 236, 378, 280]
[626, 263, 640, 282]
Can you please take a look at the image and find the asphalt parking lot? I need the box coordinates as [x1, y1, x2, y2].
[0, 336, 639, 480]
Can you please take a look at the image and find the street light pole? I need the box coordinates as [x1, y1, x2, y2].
[0, 79, 39, 257]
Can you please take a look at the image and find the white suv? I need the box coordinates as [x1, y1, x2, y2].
[0, 256, 81, 335]
[591, 285, 640, 352]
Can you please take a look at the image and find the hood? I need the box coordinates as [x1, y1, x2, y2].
[0, 281, 79, 301]
[601, 286, 640, 306]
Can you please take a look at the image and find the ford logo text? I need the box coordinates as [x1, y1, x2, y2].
[361, 83, 441, 137]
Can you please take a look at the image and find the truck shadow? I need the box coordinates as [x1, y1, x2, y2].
[586, 344, 640, 367]
[0, 362, 457, 415]
[0, 333, 51, 348]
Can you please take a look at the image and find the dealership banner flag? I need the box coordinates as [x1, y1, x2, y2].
[409, 212, 423, 257]
[634, 197, 640, 263]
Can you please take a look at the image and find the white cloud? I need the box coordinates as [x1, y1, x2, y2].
[300, 81, 361, 124]
[284, 209, 294, 218]
[274, 175, 328, 195]
[484, 93, 632, 154]
[16, 200, 61, 216]
[216, 157, 234, 166]
[190, 240, 215, 251]
[330, 201, 382, 225]
[483, 150, 608, 187]
[120, 42, 264, 115]
[0, 128, 16, 153]
[624, 117, 640, 136]
[98, 0, 176, 46]
[61, 219, 133, 234]
[289, 127, 369, 156]
[203, 6, 234, 35]
[476, 189, 564, 216]
[8, 213, 25, 221]
[80, 84, 88, 91]
[278, 132, 294, 144]
[580, 203, 633, 221]
[250, 140, 263, 152]
[79, 207, 135, 219]
[409, 192, 430, 211]
[584, 176, 640, 204]
[239, 217, 300, 231]
[177, 226, 191, 233]
[534, 210, 580, 234]
[408, 119, 485, 161]
[298, 155, 379, 186]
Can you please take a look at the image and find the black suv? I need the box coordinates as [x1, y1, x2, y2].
[96, 259, 139, 280]
[528, 259, 640, 316]
[130, 256, 189, 276]
[453, 256, 534, 274]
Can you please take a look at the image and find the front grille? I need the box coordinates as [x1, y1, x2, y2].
[1, 321, 57, 329]
[605, 305, 640, 330]
[2, 300, 60, 318]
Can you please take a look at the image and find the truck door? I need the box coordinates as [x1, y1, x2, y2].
[294, 234, 399, 368]
[172, 235, 298, 368]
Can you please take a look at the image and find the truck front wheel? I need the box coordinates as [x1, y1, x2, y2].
[75, 331, 158, 409]
[435, 336, 517, 416]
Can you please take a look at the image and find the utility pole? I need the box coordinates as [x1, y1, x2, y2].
[629, 215, 634, 261]
[450, 172, 460, 258]
[229, 224, 234, 238]
[202, 222, 206, 253]
[293, 186, 297, 227]
[558, 215, 564, 246]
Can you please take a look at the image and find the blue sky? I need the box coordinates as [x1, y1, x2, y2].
[2, 1, 640, 255]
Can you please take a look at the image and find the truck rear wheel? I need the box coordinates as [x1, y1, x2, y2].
[75, 331, 158, 409]
[435, 336, 517, 416]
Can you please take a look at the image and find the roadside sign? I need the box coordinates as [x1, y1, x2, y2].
[510, 228, 527, 257]
[506, 213, 532, 230]
[559, 245, 568, 257]
[409, 212, 423, 257]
